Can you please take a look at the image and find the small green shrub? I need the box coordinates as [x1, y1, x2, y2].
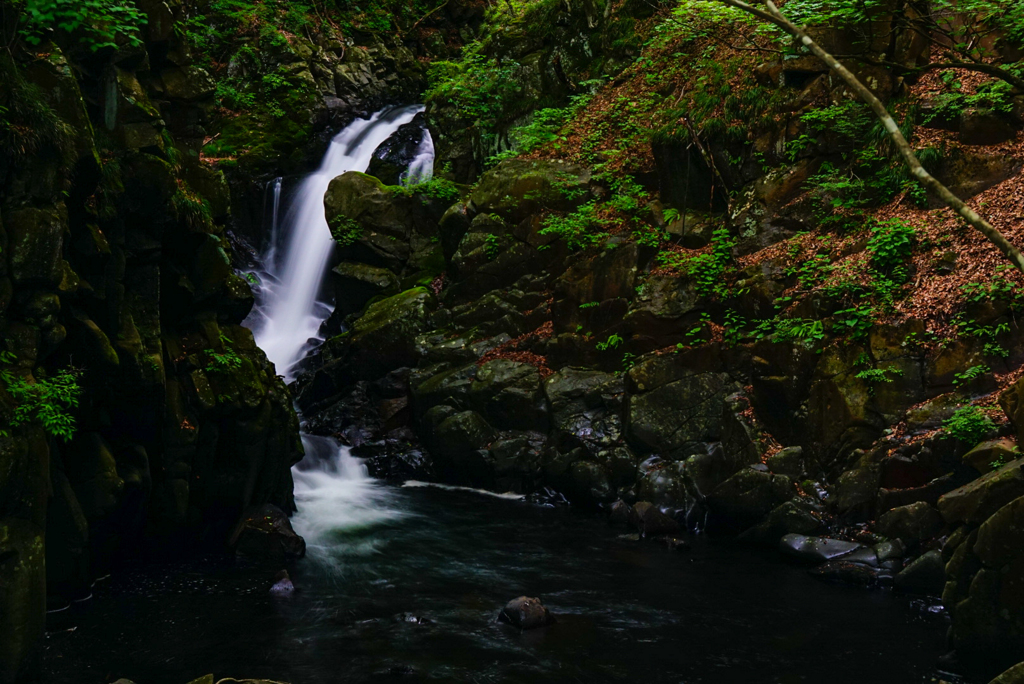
[329, 215, 362, 247]
[20, 0, 148, 51]
[204, 333, 243, 373]
[595, 333, 624, 351]
[953, 364, 990, 388]
[867, 218, 916, 273]
[484, 234, 501, 260]
[540, 201, 608, 251]
[1, 352, 83, 441]
[943, 406, 995, 446]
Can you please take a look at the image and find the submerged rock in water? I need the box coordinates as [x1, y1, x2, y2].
[779, 534, 864, 564]
[628, 501, 680, 537]
[498, 596, 555, 629]
[270, 570, 295, 595]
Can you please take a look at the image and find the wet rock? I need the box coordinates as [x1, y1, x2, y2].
[470, 359, 546, 431]
[367, 113, 429, 185]
[810, 560, 884, 587]
[469, 159, 595, 223]
[767, 446, 805, 478]
[894, 550, 945, 595]
[662, 536, 690, 552]
[830, 465, 880, 520]
[628, 367, 740, 458]
[779, 534, 864, 564]
[628, 501, 680, 537]
[232, 504, 306, 560]
[432, 410, 496, 486]
[706, 469, 793, 529]
[739, 500, 825, 546]
[545, 369, 624, 453]
[334, 287, 436, 381]
[874, 539, 905, 562]
[937, 457, 1024, 525]
[498, 596, 555, 629]
[270, 569, 295, 594]
[875, 502, 944, 544]
[963, 438, 1021, 475]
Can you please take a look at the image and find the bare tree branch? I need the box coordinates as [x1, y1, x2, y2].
[717, 0, 1024, 272]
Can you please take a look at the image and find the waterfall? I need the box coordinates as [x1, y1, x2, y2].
[247, 105, 425, 382]
[243, 105, 433, 558]
[401, 128, 435, 186]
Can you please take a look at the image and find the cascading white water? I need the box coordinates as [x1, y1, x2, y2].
[249, 105, 426, 381]
[401, 128, 435, 186]
[244, 106, 433, 559]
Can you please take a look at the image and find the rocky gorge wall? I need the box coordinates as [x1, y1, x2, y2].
[0, 0, 477, 678]
[292, 11, 1024, 680]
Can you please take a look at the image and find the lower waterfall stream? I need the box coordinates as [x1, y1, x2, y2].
[43, 108, 955, 684]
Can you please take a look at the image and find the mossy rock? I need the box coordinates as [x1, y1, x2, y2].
[343, 287, 435, 380]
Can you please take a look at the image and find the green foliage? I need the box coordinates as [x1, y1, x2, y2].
[0, 55, 74, 167]
[203, 334, 243, 373]
[172, 181, 213, 230]
[657, 227, 736, 297]
[953, 364, 990, 388]
[1, 353, 83, 441]
[833, 304, 876, 341]
[758, 317, 826, 343]
[484, 234, 501, 260]
[20, 0, 148, 51]
[491, 92, 595, 164]
[396, 177, 461, 203]
[867, 218, 917, 273]
[595, 334, 624, 351]
[329, 215, 363, 248]
[540, 201, 608, 251]
[855, 366, 904, 384]
[425, 48, 522, 130]
[943, 405, 995, 446]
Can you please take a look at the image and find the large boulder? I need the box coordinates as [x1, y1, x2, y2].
[937, 457, 1024, 525]
[231, 504, 306, 560]
[336, 287, 435, 381]
[946, 495, 1024, 670]
[627, 359, 740, 459]
[875, 502, 944, 544]
[544, 369, 624, 455]
[706, 469, 793, 529]
[367, 112, 430, 185]
[470, 359, 547, 430]
[469, 159, 596, 223]
[432, 410, 496, 486]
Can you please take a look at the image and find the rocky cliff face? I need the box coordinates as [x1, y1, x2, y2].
[295, 4, 1024, 677]
[0, 0, 473, 678]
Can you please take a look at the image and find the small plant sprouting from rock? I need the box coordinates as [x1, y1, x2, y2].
[953, 364, 991, 388]
[595, 334, 624, 351]
[943, 406, 996, 446]
[0, 351, 83, 441]
[329, 215, 363, 248]
[484, 233, 501, 260]
[204, 333, 243, 373]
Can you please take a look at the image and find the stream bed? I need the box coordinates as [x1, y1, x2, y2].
[44, 482, 952, 684]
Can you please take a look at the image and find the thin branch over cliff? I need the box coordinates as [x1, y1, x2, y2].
[717, 0, 1024, 273]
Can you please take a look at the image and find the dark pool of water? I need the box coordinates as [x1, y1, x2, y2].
[45, 486, 953, 684]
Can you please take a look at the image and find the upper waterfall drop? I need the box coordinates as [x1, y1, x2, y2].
[247, 105, 428, 380]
